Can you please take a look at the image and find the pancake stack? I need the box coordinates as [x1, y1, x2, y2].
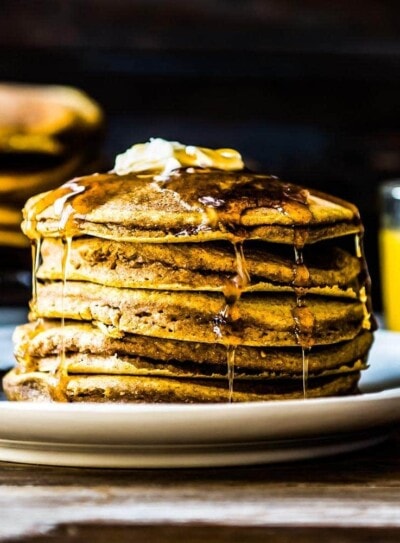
[0, 83, 103, 250]
[3, 140, 374, 402]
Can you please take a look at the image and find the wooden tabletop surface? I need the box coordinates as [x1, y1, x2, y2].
[0, 426, 399, 542]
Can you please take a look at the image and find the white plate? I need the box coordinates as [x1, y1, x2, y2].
[0, 329, 399, 468]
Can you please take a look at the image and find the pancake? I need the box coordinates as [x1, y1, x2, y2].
[22, 171, 361, 244]
[14, 321, 373, 377]
[32, 281, 366, 346]
[24, 353, 368, 380]
[3, 139, 374, 403]
[3, 368, 361, 403]
[37, 238, 361, 297]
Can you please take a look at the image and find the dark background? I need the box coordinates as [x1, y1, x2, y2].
[3, 0, 400, 308]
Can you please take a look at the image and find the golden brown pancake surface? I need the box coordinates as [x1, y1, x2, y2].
[37, 237, 361, 296]
[3, 368, 361, 403]
[14, 321, 373, 378]
[22, 170, 361, 244]
[32, 280, 366, 347]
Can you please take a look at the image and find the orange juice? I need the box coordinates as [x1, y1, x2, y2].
[380, 227, 400, 331]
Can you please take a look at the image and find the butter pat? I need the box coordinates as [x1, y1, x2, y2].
[114, 138, 244, 177]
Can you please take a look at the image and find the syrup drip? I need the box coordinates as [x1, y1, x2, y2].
[354, 233, 374, 331]
[31, 181, 87, 400]
[23, 171, 318, 242]
[24, 178, 96, 240]
[31, 236, 42, 313]
[291, 245, 315, 399]
[355, 232, 362, 259]
[51, 237, 72, 399]
[26, 237, 44, 375]
[45, 237, 72, 401]
[214, 241, 250, 402]
[292, 246, 310, 291]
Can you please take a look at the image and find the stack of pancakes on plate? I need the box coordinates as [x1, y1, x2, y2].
[3, 142, 374, 402]
[0, 83, 103, 250]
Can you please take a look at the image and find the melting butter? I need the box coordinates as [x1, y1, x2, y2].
[114, 138, 244, 177]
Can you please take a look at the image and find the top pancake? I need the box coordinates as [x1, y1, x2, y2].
[22, 170, 361, 244]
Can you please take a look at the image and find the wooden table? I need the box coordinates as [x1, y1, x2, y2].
[0, 426, 399, 542]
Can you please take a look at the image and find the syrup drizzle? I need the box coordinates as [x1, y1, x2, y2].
[29, 182, 85, 400]
[50, 236, 73, 401]
[31, 236, 42, 313]
[291, 242, 314, 398]
[354, 232, 374, 331]
[285, 197, 314, 399]
[213, 241, 250, 402]
[22, 171, 317, 242]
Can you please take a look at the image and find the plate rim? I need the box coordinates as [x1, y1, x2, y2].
[0, 386, 398, 447]
[0, 329, 399, 465]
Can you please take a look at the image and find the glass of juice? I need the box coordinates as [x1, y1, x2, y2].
[380, 180, 400, 331]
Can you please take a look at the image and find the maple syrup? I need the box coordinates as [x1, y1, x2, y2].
[354, 232, 374, 332]
[291, 244, 315, 398]
[212, 241, 250, 401]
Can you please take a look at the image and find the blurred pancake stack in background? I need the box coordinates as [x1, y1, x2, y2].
[0, 83, 103, 304]
[3, 140, 375, 403]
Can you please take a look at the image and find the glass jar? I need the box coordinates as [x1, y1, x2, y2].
[379, 180, 400, 331]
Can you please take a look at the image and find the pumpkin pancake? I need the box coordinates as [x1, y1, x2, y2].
[37, 238, 361, 297]
[22, 170, 361, 244]
[32, 281, 365, 346]
[3, 368, 361, 403]
[14, 321, 373, 377]
[27, 354, 368, 380]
